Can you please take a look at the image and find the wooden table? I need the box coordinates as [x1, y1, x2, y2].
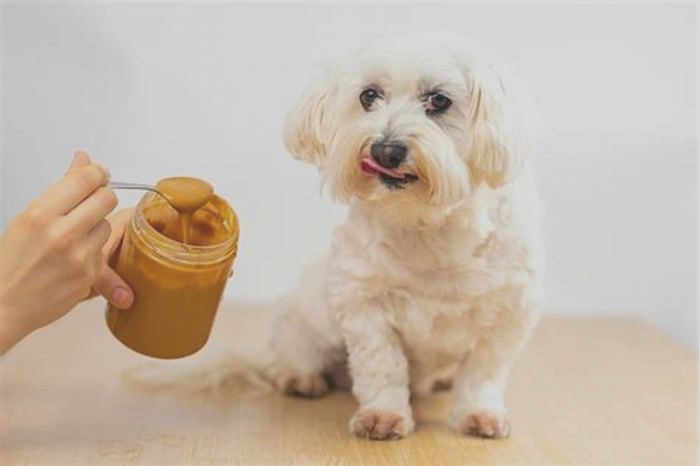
[1, 300, 697, 465]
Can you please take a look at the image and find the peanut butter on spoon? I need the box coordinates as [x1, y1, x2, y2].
[155, 177, 214, 213]
[155, 177, 214, 244]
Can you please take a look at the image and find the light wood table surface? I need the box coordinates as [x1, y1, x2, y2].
[1, 300, 697, 465]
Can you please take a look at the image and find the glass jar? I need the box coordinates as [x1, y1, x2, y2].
[106, 191, 239, 359]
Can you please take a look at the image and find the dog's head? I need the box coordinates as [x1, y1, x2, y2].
[284, 32, 538, 223]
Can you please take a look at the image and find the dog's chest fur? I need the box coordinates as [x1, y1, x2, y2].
[324, 187, 534, 393]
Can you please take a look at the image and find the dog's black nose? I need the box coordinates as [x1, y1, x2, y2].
[370, 142, 408, 169]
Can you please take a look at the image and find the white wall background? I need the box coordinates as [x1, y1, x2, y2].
[1, 3, 697, 346]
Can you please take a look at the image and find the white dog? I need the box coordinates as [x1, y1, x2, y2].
[137, 32, 544, 441]
[259, 32, 545, 440]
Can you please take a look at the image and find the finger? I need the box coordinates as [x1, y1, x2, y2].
[103, 208, 134, 259]
[61, 187, 118, 236]
[82, 218, 113, 256]
[93, 266, 134, 309]
[67, 150, 92, 172]
[32, 164, 111, 216]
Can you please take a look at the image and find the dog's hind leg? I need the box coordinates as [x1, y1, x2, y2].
[265, 312, 334, 398]
[263, 286, 345, 398]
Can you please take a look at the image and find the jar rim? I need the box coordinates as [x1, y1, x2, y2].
[131, 192, 239, 265]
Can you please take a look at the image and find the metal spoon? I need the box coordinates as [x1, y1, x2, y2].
[108, 181, 163, 196]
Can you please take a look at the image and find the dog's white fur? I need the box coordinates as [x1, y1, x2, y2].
[135, 32, 544, 441]
[263, 32, 544, 440]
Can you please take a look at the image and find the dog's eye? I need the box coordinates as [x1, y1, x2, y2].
[424, 92, 452, 115]
[360, 88, 380, 111]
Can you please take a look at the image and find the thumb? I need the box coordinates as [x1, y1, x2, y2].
[93, 266, 134, 309]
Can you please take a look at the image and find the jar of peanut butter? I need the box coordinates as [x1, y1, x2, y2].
[106, 179, 239, 359]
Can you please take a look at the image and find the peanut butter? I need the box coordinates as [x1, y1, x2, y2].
[106, 178, 238, 359]
[155, 177, 213, 213]
[155, 177, 214, 245]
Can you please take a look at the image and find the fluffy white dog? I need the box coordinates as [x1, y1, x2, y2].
[136, 32, 544, 441]
[260, 32, 545, 440]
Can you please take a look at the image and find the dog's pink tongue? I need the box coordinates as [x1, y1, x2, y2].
[360, 156, 404, 179]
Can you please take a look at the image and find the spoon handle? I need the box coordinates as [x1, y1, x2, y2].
[108, 181, 159, 193]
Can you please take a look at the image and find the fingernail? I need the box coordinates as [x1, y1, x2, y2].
[112, 287, 132, 309]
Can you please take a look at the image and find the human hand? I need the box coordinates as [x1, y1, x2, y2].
[0, 151, 134, 354]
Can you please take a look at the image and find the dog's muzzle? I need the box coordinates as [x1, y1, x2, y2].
[360, 141, 418, 190]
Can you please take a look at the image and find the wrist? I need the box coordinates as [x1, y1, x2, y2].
[0, 300, 32, 356]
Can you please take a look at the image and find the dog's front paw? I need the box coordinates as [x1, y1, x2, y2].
[277, 374, 329, 399]
[456, 410, 511, 439]
[349, 408, 414, 440]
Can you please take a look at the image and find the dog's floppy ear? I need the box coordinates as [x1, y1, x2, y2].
[283, 70, 337, 166]
[464, 62, 536, 189]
